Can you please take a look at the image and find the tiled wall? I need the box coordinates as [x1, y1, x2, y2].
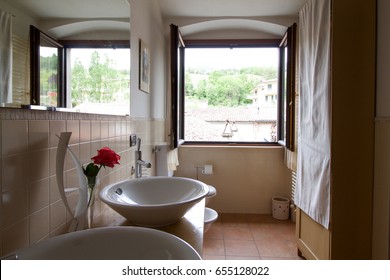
[0, 108, 165, 257]
[174, 146, 292, 214]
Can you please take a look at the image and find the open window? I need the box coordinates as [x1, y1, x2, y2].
[170, 23, 297, 147]
[170, 24, 185, 148]
[30, 25, 130, 114]
[278, 23, 297, 151]
[30, 25, 64, 107]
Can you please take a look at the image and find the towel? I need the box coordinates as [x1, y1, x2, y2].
[167, 148, 179, 171]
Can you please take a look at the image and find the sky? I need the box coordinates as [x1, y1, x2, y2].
[41, 46, 277, 71]
[40, 47, 130, 70]
[185, 47, 279, 70]
[70, 48, 130, 70]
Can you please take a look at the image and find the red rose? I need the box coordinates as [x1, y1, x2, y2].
[91, 147, 121, 168]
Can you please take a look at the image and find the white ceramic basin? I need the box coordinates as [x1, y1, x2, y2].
[7, 227, 201, 260]
[99, 176, 211, 227]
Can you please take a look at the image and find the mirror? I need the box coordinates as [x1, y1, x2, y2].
[0, 0, 130, 111]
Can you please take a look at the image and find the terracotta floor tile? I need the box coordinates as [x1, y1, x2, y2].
[224, 239, 260, 257]
[246, 214, 276, 224]
[255, 238, 296, 259]
[220, 213, 249, 227]
[203, 238, 225, 256]
[202, 214, 299, 260]
[226, 256, 261, 260]
[223, 226, 253, 240]
[202, 254, 226, 260]
[204, 222, 223, 239]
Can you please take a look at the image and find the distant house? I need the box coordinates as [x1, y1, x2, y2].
[185, 79, 278, 142]
[247, 78, 278, 107]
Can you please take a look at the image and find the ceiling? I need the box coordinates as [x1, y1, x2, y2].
[6, 0, 307, 38]
[159, 0, 307, 18]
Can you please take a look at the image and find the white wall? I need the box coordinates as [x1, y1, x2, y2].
[129, 0, 166, 119]
[0, 0, 38, 40]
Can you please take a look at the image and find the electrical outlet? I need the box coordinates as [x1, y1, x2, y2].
[129, 134, 137, 147]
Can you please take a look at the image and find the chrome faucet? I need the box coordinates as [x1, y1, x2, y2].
[135, 138, 151, 178]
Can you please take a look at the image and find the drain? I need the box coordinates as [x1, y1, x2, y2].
[115, 188, 123, 195]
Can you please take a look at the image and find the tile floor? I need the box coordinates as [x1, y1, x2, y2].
[202, 213, 303, 260]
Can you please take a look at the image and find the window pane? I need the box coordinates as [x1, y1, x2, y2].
[185, 47, 279, 142]
[68, 48, 130, 115]
[40, 46, 58, 107]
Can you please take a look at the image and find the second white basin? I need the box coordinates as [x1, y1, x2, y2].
[99, 176, 211, 227]
[8, 227, 201, 260]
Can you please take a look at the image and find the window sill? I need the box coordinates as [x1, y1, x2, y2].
[8, 105, 130, 117]
[181, 142, 283, 148]
[0, 106, 131, 120]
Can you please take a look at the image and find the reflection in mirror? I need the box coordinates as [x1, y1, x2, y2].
[1, 0, 130, 113]
[0, 9, 12, 105]
[30, 25, 64, 107]
[39, 44, 58, 106]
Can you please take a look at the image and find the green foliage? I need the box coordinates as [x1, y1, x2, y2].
[70, 51, 130, 107]
[40, 54, 59, 106]
[186, 66, 277, 107]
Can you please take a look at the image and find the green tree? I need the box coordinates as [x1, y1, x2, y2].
[70, 50, 130, 107]
[71, 58, 87, 107]
[88, 51, 103, 102]
[188, 69, 262, 107]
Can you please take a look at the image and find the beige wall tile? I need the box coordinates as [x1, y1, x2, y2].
[28, 120, 49, 151]
[109, 120, 116, 138]
[2, 186, 29, 227]
[65, 144, 79, 170]
[79, 142, 91, 165]
[2, 219, 29, 256]
[28, 150, 49, 182]
[175, 146, 292, 214]
[0, 113, 157, 256]
[66, 120, 80, 145]
[29, 207, 50, 244]
[29, 179, 49, 213]
[49, 175, 61, 204]
[90, 141, 102, 157]
[91, 121, 101, 141]
[80, 121, 91, 143]
[1, 120, 28, 156]
[1, 154, 28, 192]
[49, 148, 57, 176]
[49, 200, 67, 231]
[121, 121, 127, 137]
[101, 121, 109, 139]
[49, 120, 66, 148]
[115, 120, 121, 136]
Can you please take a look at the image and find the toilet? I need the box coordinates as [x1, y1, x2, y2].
[204, 185, 218, 233]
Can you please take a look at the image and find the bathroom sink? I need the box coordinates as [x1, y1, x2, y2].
[99, 176, 211, 227]
[7, 227, 201, 260]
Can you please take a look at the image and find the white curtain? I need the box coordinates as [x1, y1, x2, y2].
[295, 0, 331, 229]
[0, 9, 12, 104]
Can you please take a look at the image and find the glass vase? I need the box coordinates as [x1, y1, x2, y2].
[86, 176, 97, 229]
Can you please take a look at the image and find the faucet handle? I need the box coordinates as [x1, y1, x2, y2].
[136, 138, 141, 151]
